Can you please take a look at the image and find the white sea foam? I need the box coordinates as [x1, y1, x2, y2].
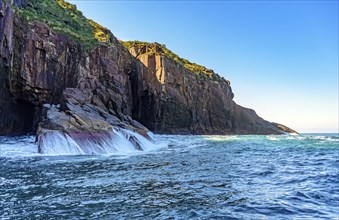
[0, 136, 38, 157]
[203, 135, 239, 142]
[267, 136, 279, 141]
[39, 131, 86, 155]
[1, 133, 337, 157]
[38, 128, 167, 156]
[0, 129, 167, 157]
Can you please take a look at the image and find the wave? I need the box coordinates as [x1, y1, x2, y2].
[0, 136, 37, 157]
[37, 128, 167, 156]
[1, 133, 337, 157]
[0, 129, 167, 157]
[202, 135, 239, 142]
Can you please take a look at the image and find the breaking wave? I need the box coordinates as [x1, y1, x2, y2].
[0, 129, 167, 157]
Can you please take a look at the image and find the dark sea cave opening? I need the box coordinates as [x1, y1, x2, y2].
[0, 99, 43, 136]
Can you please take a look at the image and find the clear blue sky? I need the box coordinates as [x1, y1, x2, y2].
[69, 0, 338, 133]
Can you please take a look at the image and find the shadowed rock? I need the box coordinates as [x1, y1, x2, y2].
[127, 44, 291, 135]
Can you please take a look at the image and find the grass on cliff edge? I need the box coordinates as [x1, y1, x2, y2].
[16, 0, 111, 51]
[14, 0, 229, 83]
[120, 41, 228, 82]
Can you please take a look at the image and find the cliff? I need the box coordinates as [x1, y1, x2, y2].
[0, 0, 297, 141]
[124, 42, 291, 134]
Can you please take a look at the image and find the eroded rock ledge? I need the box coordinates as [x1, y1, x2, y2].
[37, 88, 151, 153]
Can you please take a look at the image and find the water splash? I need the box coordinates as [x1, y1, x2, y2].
[37, 128, 166, 156]
[38, 131, 85, 155]
[0, 136, 37, 157]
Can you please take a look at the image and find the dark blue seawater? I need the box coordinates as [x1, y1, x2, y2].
[0, 134, 338, 219]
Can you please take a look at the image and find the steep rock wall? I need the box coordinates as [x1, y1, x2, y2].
[11, 20, 134, 113]
[0, 1, 39, 135]
[129, 45, 283, 134]
[0, 9, 137, 135]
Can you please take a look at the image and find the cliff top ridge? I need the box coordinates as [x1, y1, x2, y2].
[15, 0, 113, 50]
[13, 0, 228, 82]
[120, 40, 228, 82]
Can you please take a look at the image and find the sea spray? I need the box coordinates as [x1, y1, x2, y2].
[38, 131, 85, 155]
[37, 128, 163, 155]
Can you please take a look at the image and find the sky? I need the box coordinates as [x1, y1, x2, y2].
[69, 0, 338, 133]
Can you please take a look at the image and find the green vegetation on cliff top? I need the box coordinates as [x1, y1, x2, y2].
[15, 0, 227, 82]
[120, 41, 225, 81]
[16, 0, 111, 50]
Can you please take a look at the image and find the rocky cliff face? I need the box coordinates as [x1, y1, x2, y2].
[0, 0, 39, 135]
[0, 0, 296, 139]
[11, 19, 135, 116]
[0, 0, 153, 149]
[127, 44, 286, 134]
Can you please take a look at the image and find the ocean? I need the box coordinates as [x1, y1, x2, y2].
[0, 133, 338, 219]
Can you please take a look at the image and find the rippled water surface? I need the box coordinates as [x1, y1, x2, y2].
[0, 134, 338, 219]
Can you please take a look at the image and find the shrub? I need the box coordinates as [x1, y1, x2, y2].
[16, 0, 112, 51]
